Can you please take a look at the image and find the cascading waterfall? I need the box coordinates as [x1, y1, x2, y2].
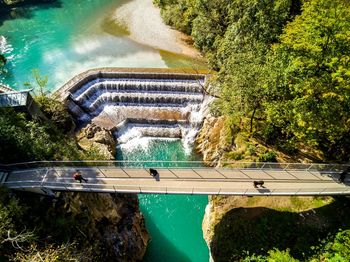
[0, 36, 12, 55]
[0, 1, 209, 259]
[66, 71, 211, 154]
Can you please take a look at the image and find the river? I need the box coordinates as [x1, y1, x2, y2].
[0, 0, 204, 91]
[0, 0, 209, 261]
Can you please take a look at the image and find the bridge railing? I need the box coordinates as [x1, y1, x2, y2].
[1, 161, 349, 172]
[3, 180, 350, 196]
[0, 90, 30, 107]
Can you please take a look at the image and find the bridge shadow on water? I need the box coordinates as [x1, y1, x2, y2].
[141, 209, 192, 262]
[210, 196, 350, 262]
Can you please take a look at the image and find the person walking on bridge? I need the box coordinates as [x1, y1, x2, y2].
[73, 170, 88, 183]
[338, 167, 350, 183]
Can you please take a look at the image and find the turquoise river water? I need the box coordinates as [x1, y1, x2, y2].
[0, 1, 209, 261]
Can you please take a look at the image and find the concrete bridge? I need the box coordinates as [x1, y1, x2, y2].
[1, 161, 349, 196]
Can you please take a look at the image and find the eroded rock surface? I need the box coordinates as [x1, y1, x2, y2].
[64, 192, 149, 261]
[196, 116, 230, 164]
[77, 123, 116, 159]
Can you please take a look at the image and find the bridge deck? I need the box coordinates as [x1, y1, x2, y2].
[2, 166, 349, 196]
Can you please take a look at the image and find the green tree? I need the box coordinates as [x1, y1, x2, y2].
[24, 69, 74, 132]
[153, 0, 197, 35]
[270, 0, 350, 160]
[0, 187, 33, 257]
[311, 230, 350, 261]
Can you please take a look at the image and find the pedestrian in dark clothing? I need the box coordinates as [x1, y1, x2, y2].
[253, 180, 264, 188]
[73, 171, 88, 183]
[339, 172, 345, 183]
[149, 168, 159, 180]
[338, 167, 350, 183]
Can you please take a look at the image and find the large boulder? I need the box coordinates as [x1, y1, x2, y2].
[77, 123, 116, 159]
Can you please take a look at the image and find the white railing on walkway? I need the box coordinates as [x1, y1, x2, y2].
[3, 180, 350, 196]
[1, 161, 349, 172]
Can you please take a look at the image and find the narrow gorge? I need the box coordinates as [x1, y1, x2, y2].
[58, 68, 212, 261]
[0, 0, 212, 260]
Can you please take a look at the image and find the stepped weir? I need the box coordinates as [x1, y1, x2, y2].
[57, 68, 210, 143]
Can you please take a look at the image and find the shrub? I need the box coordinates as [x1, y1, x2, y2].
[258, 151, 277, 162]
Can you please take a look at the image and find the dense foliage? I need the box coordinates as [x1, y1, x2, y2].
[0, 71, 102, 163]
[155, 0, 350, 260]
[241, 229, 350, 261]
[0, 106, 100, 163]
[208, 196, 350, 262]
[0, 0, 55, 8]
[0, 187, 92, 261]
[155, 0, 350, 162]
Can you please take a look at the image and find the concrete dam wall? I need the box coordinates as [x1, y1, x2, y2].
[57, 68, 211, 145]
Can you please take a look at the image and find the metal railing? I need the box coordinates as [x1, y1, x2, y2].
[0, 84, 15, 93]
[1, 160, 349, 172]
[3, 180, 350, 196]
[0, 89, 32, 107]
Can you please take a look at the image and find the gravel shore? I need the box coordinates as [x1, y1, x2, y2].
[113, 0, 201, 58]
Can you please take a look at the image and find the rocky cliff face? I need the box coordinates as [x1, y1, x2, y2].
[64, 192, 149, 261]
[77, 123, 116, 159]
[196, 116, 228, 261]
[195, 116, 231, 165]
[72, 124, 149, 260]
[17, 191, 149, 261]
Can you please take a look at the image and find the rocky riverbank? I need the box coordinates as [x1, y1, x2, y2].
[65, 102, 149, 260]
[195, 116, 230, 165]
[112, 0, 201, 58]
[62, 192, 149, 261]
[12, 190, 149, 261]
[76, 123, 116, 160]
[196, 116, 350, 261]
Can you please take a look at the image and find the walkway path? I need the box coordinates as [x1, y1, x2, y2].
[1, 162, 349, 196]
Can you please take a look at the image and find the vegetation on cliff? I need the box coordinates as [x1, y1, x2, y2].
[155, 0, 350, 162]
[0, 187, 149, 261]
[0, 106, 101, 163]
[0, 186, 85, 260]
[0, 73, 149, 260]
[205, 196, 350, 261]
[0, 71, 104, 163]
[155, 0, 350, 260]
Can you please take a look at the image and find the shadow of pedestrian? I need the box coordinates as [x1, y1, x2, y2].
[330, 170, 350, 186]
[257, 188, 271, 194]
[155, 173, 160, 181]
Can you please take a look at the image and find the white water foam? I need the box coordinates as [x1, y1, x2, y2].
[115, 96, 212, 155]
[117, 126, 144, 144]
[0, 36, 14, 61]
[180, 96, 214, 154]
[92, 95, 210, 156]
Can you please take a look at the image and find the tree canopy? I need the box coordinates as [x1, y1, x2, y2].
[155, 0, 350, 161]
